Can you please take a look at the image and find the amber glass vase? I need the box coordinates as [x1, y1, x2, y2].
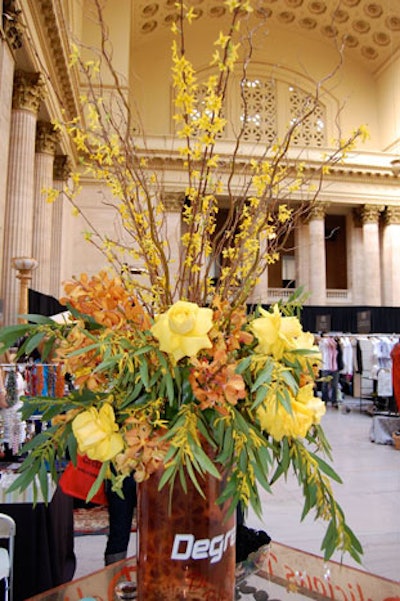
[136, 465, 236, 600]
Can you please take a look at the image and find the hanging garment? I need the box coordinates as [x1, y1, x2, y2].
[390, 343, 400, 412]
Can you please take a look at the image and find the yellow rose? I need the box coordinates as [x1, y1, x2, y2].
[251, 305, 302, 360]
[256, 383, 326, 441]
[151, 300, 213, 362]
[72, 404, 124, 462]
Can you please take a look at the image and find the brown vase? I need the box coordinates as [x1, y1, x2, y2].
[136, 464, 236, 600]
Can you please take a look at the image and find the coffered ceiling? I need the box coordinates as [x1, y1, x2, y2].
[134, 0, 400, 74]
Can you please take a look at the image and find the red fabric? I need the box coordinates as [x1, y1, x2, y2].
[59, 454, 108, 505]
[390, 343, 400, 412]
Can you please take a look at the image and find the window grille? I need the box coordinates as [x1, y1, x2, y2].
[288, 85, 326, 147]
[240, 78, 277, 143]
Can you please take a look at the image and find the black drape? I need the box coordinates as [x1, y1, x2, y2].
[299, 305, 400, 334]
[251, 304, 400, 334]
[0, 487, 75, 601]
[28, 289, 65, 317]
[28, 289, 400, 334]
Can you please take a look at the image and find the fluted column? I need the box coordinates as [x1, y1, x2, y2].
[164, 194, 182, 302]
[361, 204, 383, 306]
[0, 5, 23, 322]
[295, 218, 310, 302]
[2, 71, 45, 325]
[50, 156, 72, 298]
[249, 234, 268, 305]
[0, 53, 14, 314]
[306, 203, 327, 306]
[349, 210, 364, 305]
[31, 122, 59, 295]
[382, 207, 400, 307]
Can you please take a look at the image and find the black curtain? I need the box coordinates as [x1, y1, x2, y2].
[250, 303, 400, 334]
[28, 288, 65, 317]
[29, 290, 400, 334]
[299, 306, 400, 334]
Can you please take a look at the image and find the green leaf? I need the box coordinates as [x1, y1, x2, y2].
[191, 445, 221, 479]
[39, 461, 50, 504]
[252, 460, 272, 493]
[24, 331, 47, 355]
[133, 345, 155, 356]
[310, 452, 343, 483]
[139, 359, 149, 388]
[236, 356, 252, 374]
[280, 369, 298, 394]
[23, 314, 59, 325]
[276, 388, 292, 414]
[165, 372, 175, 404]
[251, 363, 273, 392]
[40, 336, 58, 360]
[217, 427, 233, 464]
[0, 324, 34, 349]
[86, 461, 109, 502]
[253, 385, 267, 408]
[6, 466, 37, 494]
[93, 354, 124, 373]
[185, 460, 205, 498]
[321, 519, 337, 560]
[158, 463, 177, 490]
[66, 341, 102, 358]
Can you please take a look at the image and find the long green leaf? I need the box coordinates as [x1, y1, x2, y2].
[0, 324, 34, 349]
[87, 461, 109, 502]
[251, 363, 273, 392]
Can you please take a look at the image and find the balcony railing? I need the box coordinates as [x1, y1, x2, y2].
[264, 288, 351, 305]
[326, 289, 351, 304]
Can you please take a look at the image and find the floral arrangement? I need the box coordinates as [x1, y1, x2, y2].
[0, 277, 361, 562]
[0, 0, 365, 563]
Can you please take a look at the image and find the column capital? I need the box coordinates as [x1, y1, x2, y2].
[306, 202, 329, 222]
[163, 192, 184, 212]
[12, 71, 46, 114]
[360, 204, 384, 225]
[36, 121, 59, 155]
[383, 206, 400, 226]
[53, 155, 72, 181]
[3, 0, 24, 49]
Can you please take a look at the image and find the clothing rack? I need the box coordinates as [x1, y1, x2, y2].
[316, 332, 399, 414]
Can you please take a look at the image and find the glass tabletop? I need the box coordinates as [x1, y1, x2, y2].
[26, 541, 400, 601]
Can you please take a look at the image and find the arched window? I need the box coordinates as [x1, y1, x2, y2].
[172, 67, 329, 148]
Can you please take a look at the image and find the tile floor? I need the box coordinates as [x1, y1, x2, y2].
[73, 400, 400, 583]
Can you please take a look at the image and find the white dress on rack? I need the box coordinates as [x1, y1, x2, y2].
[0, 370, 27, 455]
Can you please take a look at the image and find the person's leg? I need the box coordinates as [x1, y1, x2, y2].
[104, 475, 136, 565]
[320, 369, 331, 403]
[330, 370, 340, 406]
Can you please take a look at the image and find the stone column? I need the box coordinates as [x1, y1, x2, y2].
[2, 71, 45, 325]
[349, 209, 364, 305]
[164, 193, 182, 302]
[250, 235, 268, 305]
[31, 121, 59, 295]
[0, 3, 23, 321]
[361, 204, 383, 306]
[306, 203, 327, 306]
[382, 206, 400, 307]
[50, 155, 72, 298]
[0, 39, 16, 290]
[295, 218, 311, 302]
